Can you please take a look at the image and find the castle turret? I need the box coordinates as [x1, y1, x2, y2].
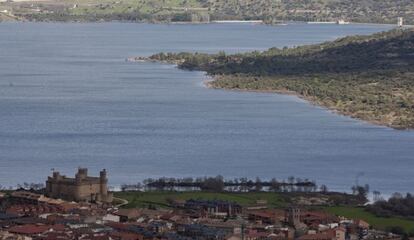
[46, 171, 61, 195]
[100, 169, 108, 196]
[75, 168, 88, 184]
[53, 171, 60, 179]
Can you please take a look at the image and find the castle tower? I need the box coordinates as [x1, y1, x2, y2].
[46, 171, 61, 195]
[52, 171, 60, 179]
[75, 168, 88, 184]
[100, 169, 108, 196]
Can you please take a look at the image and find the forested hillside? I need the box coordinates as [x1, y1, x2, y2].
[145, 29, 414, 129]
[208, 0, 414, 24]
[167, 29, 414, 75]
[1, 0, 413, 24]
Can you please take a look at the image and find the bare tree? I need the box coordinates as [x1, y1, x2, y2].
[320, 184, 328, 193]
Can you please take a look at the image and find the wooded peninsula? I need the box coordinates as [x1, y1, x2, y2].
[135, 29, 414, 129]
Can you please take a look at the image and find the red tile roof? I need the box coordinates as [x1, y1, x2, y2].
[8, 224, 50, 235]
[110, 232, 144, 240]
[298, 233, 333, 240]
[249, 211, 275, 219]
[105, 222, 131, 231]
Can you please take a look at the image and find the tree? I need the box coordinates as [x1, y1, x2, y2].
[269, 178, 280, 192]
[201, 175, 224, 192]
[373, 190, 382, 202]
[351, 184, 369, 199]
[320, 184, 328, 193]
[254, 177, 262, 191]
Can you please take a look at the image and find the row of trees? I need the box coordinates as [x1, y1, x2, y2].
[367, 193, 414, 219]
[120, 175, 319, 193]
[0, 183, 45, 191]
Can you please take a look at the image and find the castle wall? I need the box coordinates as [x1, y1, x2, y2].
[76, 183, 102, 201]
[47, 181, 80, 201]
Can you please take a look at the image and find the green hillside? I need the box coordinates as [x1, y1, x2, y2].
[208, 0, 414, 24]
[1, 0, 413, 24]
[147, 29, 414, 129]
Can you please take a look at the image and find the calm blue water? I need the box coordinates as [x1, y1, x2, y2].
[0, 22, 411, 196]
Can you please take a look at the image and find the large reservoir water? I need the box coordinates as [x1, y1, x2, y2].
[0, 22, 411, 195]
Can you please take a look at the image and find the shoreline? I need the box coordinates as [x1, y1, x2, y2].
[0, 18, 409, 28]
[129, 56, 412, 131]
[202, 76, 407, 130]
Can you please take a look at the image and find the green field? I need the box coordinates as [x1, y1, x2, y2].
[67, 0, 204, 16]
[2, 0, 206, 22]
[114, 191, 414, 233]
[326, 206, 414, 233]
[114, 191, 287, 209]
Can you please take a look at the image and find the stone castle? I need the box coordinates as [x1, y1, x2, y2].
[45, 168, 113, 203]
